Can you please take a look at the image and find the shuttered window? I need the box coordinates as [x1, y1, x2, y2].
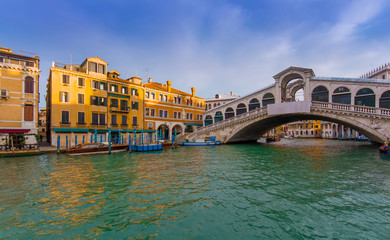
[62, 75, 70, 84]
[61, 111, 69, 124]
[24, 104, 33, 121]
[78, 94, 84, 104]
[25, 76, 34, 94]
[78, 112, 85, 124]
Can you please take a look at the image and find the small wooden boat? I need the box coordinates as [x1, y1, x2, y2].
[179, 136, 222, 146]
[266, 136, 281, 143]
[65, 143, 129, 155]
[379, 143, 390, 156]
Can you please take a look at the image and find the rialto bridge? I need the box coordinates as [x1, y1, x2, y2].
[187, 66, 390, 144]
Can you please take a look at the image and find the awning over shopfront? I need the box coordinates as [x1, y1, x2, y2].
[0, 129, 30, 134]
[184, 123, 203, 126]
[53, 128, 89, 133]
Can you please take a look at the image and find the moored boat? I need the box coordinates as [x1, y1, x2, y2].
[266, 136, 281, 143]
[65, 143, 129, 155]
[179, 136, 221, 146]
[379, 142, 390, 156]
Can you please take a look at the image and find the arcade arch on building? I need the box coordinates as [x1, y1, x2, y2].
[379, 90, 390, 109]
[205, 115, 213, 126]
[312, 86, 329, 102]
[236, 103, 247, 115]
[332, 87, 351, 104]
[158, 124, 170, 140]
[355, 88, 375, 107]
[215, 111, 223, 123]
[225, 107, 234, 119]
[262, 93, 275, 106]
[249, 98, 260, 111]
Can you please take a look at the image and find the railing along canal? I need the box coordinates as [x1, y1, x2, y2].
[189, 106, 268, 138]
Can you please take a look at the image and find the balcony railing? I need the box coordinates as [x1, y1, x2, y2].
[52, 61, 87, 73]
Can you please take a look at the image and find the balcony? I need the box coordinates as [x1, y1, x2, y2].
[60, 121, 70, 125]
[110, 106, 130, 113]
[77, 122, 86, 126]
[121, 124, 128, 127]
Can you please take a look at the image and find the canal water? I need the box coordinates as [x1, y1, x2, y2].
[1, 139, 390, 239]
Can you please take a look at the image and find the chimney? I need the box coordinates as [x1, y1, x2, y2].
[148, 78, 152, 83]
[167, 80, 172, 92]
[191, 87, 195, 97]
[230, 91, 232, 96]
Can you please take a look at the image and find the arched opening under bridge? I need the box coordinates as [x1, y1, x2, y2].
[224, 112, 385, 144]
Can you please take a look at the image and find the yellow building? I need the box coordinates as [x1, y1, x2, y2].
[0, 47, 40, 147]
[286, 120, 322, 138]
[47, 57, 147, 148]
[143, 78, 205, 140]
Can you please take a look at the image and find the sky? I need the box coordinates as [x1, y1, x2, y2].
[2, 0, 390, 109]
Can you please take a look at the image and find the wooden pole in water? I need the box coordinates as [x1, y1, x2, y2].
[11, 136, 14, 155]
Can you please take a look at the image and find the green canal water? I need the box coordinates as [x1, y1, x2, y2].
[1, 139, 390, 239]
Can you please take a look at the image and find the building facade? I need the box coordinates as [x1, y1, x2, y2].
[47, 57, 147, 148]
[0, 47, 40, 146]
[143, 78, 205, 140]
[205, 92, 240, 111]
[285, 120, 322, 138]
[38, 108, 47, 142]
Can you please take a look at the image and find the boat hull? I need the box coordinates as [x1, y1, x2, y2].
[179, 141, 221, 146]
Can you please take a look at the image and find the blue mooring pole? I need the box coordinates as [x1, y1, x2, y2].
[57, 135, 60, 153]
[66, 135, 68, 149]
[129, 135, 131, 151]
[108, 127, 112, 154]
[75, 135, 77, 146]
[83, 135, 85, 144]
[94, 129, 97, 143]
[175, 128, 177, 147]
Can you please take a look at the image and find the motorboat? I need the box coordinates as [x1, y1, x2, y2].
[64, 142, 129, 155]
[179, 136, 222, 146]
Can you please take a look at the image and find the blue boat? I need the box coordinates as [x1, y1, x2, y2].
[179, 136, 222, 146]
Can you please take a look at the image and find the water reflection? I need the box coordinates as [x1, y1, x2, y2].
[0, 140, 390, 239]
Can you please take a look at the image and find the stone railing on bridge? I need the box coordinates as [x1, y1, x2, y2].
[311, 101, 390, 117]
[187, 106, 268, 140]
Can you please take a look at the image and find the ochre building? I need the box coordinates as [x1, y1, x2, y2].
[143, 78, 205, 140]
[47, 57, 146, 147]
[0, 47, 40, 146]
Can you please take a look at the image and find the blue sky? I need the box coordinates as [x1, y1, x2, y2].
[2, 0, 390, 108]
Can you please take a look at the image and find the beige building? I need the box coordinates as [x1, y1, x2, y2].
[0, 47, 40, 147]
[205, 92, 239, 111]
[38, 108, 47, 142]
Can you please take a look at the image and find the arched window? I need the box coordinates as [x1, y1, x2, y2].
[332, 87, 351, 104]
[25, 76, 34, 94]
[213, 103, 217, 107]
[248, 98, 260, 111]
[379, 90, 390, 109]
[262, 93, 275, 106]
[24, 103, 33, 121]
[204, 115, 213, 126]
[225, 107, 234, 119]
[355, 88, 375, 107]
[312, 86, 329, 102]
[214, 111, 223, 123]
[236, 103, 247, 115]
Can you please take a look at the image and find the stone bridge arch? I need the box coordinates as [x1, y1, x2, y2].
[273, 67, 315, 103]
[223, 112, 386, 144]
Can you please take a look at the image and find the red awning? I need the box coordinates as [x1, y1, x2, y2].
[0, 129, 30, 134]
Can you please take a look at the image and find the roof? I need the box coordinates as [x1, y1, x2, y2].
[143, 82, 202, 98]
[206, 93, 240, 101]
[311, 76, 390, 84]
